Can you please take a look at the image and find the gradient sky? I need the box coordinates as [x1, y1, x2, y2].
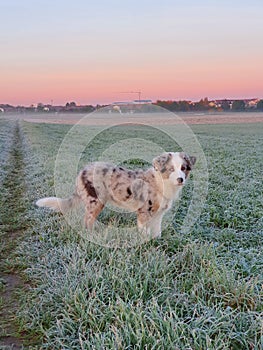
[1, 0, 262, 106]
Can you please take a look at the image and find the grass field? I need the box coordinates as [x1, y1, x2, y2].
[0, 116, 262, 349]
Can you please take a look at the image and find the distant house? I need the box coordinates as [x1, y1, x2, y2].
[112, 101, 131, 105]
[208, 101, 216, 108]
[133, 99, 152, 104]
[244, 98, 259, 109]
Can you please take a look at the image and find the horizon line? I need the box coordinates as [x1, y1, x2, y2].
[0, 96, 262, 108]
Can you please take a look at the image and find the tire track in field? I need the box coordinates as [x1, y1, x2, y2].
[0, 121, 31, 349]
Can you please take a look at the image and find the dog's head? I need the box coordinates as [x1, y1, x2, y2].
[153, 152, 196, 186]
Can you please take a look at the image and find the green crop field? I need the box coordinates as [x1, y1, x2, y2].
[0, 117, 262, 349]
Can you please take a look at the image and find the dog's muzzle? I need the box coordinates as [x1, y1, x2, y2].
[177, 177, 184, 185]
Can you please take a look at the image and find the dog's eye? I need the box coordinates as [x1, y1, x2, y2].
[169, 166, 175, 172]
[181, 165, 186, 171]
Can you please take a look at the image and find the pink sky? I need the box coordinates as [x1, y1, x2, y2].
[1, 1, 262, 106]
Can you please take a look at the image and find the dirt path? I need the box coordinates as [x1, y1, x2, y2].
[0, 121, 33, 349]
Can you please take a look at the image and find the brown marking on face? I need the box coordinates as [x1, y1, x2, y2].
[179, 152, 196, 178]
[160, 166, 175, 181]
[154, 153, 177, 179]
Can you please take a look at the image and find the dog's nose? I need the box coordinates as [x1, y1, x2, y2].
[177, 177, 184, 184]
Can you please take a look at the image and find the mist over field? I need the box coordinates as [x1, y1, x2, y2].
[3, 110, 263, 126]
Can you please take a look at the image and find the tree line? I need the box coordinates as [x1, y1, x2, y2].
[155, 98, 263, 112]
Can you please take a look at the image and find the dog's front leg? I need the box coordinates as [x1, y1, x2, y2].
[137, 211, 163, 239]
[137, 215, 151, 236]
[148, 213, 164, 238]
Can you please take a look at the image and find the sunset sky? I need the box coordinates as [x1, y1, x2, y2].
[1, 0, 262, 106]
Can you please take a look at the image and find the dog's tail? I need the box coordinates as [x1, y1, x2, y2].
[36, 193, 81, 213]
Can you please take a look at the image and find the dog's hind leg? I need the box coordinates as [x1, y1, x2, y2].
[84, 198, 104, 230]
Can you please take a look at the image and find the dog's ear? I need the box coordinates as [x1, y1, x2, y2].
[153, 153, 172, 173]
[180, 152, 196, 171]
[189, 156, 196, 166]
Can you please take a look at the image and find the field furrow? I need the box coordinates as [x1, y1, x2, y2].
[0, 121, 38, 349]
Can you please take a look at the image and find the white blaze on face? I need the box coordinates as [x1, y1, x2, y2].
[169, 152, 186, 185]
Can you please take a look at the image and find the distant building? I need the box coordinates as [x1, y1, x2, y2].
[112, 101, 132, 105]
[244, 98, 259, 109]
[112, 100, 152, 105]
[133, 99, 152, 104]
